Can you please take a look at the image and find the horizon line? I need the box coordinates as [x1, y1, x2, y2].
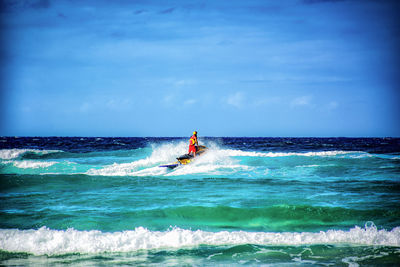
[1, 135, 399, 139]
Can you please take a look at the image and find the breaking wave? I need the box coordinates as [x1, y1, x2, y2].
[2, 160, 57, 169]
[0, 224, 399, 256]
[1, 142, 398, 177]
[0, 149, 62, 160]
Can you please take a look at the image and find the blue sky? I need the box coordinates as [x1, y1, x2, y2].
[1, 0, 399, 137]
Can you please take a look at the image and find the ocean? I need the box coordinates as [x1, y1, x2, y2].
[0, 136, 399, 266]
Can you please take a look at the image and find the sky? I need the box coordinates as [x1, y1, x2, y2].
[0, 0, 399, 137]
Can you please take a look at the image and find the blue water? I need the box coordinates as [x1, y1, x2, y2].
[1, 137, 399, 266]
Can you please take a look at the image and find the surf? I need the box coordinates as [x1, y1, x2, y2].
[1, 142, 399, 179]
[0, 223, 399, 256]
[0, 148, 62, 160]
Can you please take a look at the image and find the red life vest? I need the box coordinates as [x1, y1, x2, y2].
[189, 135, 197, 146]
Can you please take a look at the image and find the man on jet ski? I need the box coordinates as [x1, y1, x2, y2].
[188, 131, 198, 157]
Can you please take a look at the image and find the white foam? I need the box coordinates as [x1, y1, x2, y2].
[0, 149, 61, 160]
[296, 165, 320, 168]
[86, 141, 255, 177]
[163, 147, 347, 176]
[164, 144, 254, 176]
[83, 141, 388, 177]
[86, 142, 188, 176]
[3, 160, 56, 169]
[221, 149, 363, 158]
[86, 144, 360, 177]
[166, 163, 252, 177]
[0, 224, 399, 256]
[86, 161, 154, 176]
[125, 166, 168, 177]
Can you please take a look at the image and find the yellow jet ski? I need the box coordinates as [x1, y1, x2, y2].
[159, 145, 207, 169]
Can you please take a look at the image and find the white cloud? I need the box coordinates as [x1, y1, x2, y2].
[162, 94, 175, 105]
[226, 92, 245, 108]
[254, 96, 281, 106]
[106, 98, 132, 111]
[290, 95, 313, 108]
[79, 98, 133, 113]
[327, 101, 339, 110]
[184, 99, 197, 105]
[174, 79, 196, 87]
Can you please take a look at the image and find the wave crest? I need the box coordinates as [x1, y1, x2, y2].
[0, 149, 62, 160]
[0, 224, 399, 255]
[220, 149, 366, 158]
[2, 160, 56, 169]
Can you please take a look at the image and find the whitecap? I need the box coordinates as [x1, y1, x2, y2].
[3, 160, 56, 169]
[0, 149, 61, 160]
[220, 149, 365, 158]
[0, 224, 399, 256]
[86, 141, 189, 176]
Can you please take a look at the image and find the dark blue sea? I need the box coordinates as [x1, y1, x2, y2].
[1, 137, 400, 266]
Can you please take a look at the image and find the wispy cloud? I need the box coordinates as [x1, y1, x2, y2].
[79, 98, 133, 113]
[106, 98, 133, 111]
[173, 79, 196, 87]
[226, 92, 245, 108]
[184, 99, 197, 106]
[326, 101, 339, 110]
[162, 94, 175, 106]
[254, 97, 281, 106]
[290, 95, 313, 108]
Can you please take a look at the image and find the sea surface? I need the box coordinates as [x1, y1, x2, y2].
[1, 137, 399, 266]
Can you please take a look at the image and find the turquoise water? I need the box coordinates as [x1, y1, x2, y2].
[1, 137, 399, 266]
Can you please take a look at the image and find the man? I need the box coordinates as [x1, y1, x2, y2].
[188, 131, 198, 157]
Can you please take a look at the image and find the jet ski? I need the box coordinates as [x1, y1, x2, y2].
[159, 145, 207, 169]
